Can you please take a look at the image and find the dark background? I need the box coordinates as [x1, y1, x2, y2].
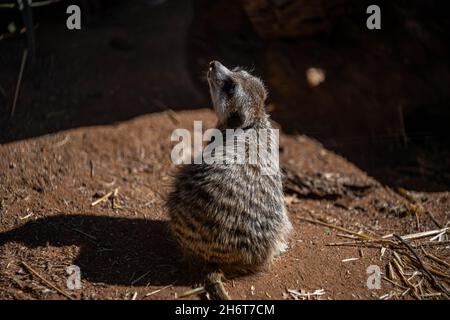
[0, 0, 449, 191]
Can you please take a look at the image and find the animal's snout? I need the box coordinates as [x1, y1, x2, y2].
[208, 61, 229, 81]
[209, 61, 224, 76]
[209, 61, 217, 71]
[209, 60, 223, 71]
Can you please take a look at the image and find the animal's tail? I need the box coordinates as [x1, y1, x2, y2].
[205, 270, 230, 300]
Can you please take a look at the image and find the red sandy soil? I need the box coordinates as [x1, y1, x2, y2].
[0, 109, 448, 300]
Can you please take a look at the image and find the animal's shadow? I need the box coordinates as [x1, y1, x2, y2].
[0, 214, 197, 287]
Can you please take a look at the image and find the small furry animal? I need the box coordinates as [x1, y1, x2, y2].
[167, 61, 292, 299]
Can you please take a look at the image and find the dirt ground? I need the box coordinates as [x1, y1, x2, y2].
[0, 0, 449, 300]
[0, 109, 449, 300]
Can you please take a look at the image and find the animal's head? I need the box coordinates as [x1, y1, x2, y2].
[207, 61, 268, 128]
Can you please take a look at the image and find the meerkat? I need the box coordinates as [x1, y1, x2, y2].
[167, 61, 292, 300]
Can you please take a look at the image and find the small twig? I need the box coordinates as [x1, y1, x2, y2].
[179, 286, 206, 298]
[145, 284, 174, 297]
[426, 211, 443, 229]
[131, 270, 151, 285]
[0, 3, 15, 8]
[392, 257, 421, 299]
[54, 135, 70, 148]
[416, 241, 450, 248]
[327, 242, 384, 249]
[388, 262, 397, 281]
[378, 293, 391, 300]
[336, 233, 359, 240]
[415, 210, 420, 230]
[421, 292, 442, 298]
[21, 261, 74, 300]
[393, 234, 450, 298]
[11, 48, 28, 117]
[298, 217, 375, 241]
[72, 228, 97, 241]
[112, 188, 121, 209]
[165, 109, 180, 125]
[421, 248, 450, 269]
[91, 190, 114, 206]
[0, 0, 63, 8]
[383, 228, 448, 241]
[382, 276, 406, 290]
[30, 0, 64, 7]
[327, 239, 450, 250]
[19, 212, 33, 220]
[403, 254, 450, 281]
[429, 230, 447, 242]
[89, 160, 95, 178]
[287, 288, 326, 300]
[151, 99, 179, 125]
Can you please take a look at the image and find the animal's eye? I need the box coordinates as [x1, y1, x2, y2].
[222, 78, 236, 96]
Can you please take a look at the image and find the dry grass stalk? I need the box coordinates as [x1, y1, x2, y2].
[91, 190, 114, 206]
[112, 188, 122, 209]
[429, 230, 447, 242]
[393, 234, 450, 298]
[382, 276, 406, 290]
[11, 49, 28, 117]
[131, 269, 151, 285]
[71, 228, 97, 241]
[388, 262, 396, 281]
[21, 261, 74, 300]
[422, 292, 442, 298]
[392, 257, 421, 299]
[179, 286, 206, 298]
[145, 284, 174, 297]
[287, 288, 325, 300]
[299, 217, 374, 241]
[337, 233, 360, 240]
[401, 288, 411, 296]
[383, 228, 448, 241]
[393, 251, 405, 268]
[326, 241, 384, 249]
[91, 188, 120, 208]
[166, 109, 180, 125]
[379, 291, 398, 300]
[403, 255, 450, 281]
[421, 248, 450, 269]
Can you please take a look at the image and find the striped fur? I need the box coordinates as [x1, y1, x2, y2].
[167, 61, 291, 275]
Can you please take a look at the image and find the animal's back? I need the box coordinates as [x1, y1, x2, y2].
[167, 127, 291, 272]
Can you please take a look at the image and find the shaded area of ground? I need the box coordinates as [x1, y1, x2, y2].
[0, 0, 205, 141]
[0, 109, 448, 300]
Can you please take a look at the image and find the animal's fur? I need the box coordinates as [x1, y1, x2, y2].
[166, 61, 292, 299]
